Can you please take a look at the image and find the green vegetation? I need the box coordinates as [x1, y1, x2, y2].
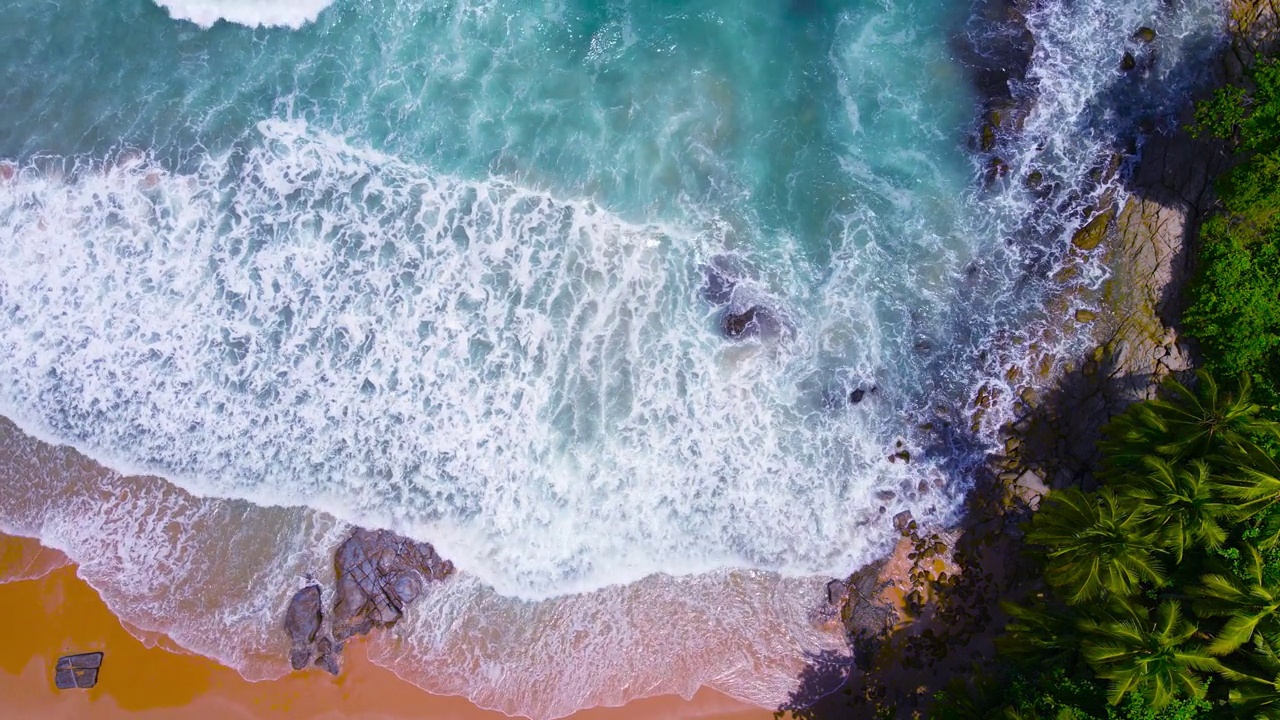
[936, 374, 1280, 718]
[1185, 60, 1280, 410]
[934, 55, 1280, 719]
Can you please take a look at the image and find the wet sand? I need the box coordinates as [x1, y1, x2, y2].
[0, 535, 775, 720]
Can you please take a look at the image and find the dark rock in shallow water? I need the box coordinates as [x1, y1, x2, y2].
[849, 388, 866, 404]
[54, 652, 103, 689]
[720, 306, 762, 339]
[700, 261, 738, 306]
[331, 528, 454, 643]
[893, 510, 914, 535]
[720, 305, 787, 341]
[1121, 51, 1137, 71]
[314, 655, 340, 676]
[284, 585, 322, 648]
[1133, 26, 1156, 43]
[283, 528, 453, 675]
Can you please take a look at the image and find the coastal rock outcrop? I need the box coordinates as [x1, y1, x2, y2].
[331, 528, 454, 641]
[284, 584, 323, 670]
[282, 528, 454, 675]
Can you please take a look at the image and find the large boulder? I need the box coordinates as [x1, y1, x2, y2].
[330, 529, 454, 642]
[283, 585, 322, 670]
[284, 585, 322, 646]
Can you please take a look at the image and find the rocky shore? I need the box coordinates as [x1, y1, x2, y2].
[283, 528, 453, 676]
[784, 1, 1280, 717]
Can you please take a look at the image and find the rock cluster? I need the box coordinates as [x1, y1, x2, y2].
[283, 528, 453, 675]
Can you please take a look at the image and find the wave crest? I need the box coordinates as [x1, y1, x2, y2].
[152, 0, 333, 28]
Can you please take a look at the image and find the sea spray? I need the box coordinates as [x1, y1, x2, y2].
[0, 417, 849, 717]
[152, 0, 334, 28]
[0, 123, 933, 598]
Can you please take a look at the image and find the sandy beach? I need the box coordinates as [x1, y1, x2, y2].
[0, 534, 774, 720]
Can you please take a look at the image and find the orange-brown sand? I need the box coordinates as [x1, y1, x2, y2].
[0, 535, 776, 720]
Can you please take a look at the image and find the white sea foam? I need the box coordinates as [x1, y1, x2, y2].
[0, 416, 848, 718]
[152, 0, 333, 28]
[0, 0, 1236, 715]
[0, 119, 943, 600]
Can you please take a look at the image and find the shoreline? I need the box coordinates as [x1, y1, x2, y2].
[0, 534, 772, 720]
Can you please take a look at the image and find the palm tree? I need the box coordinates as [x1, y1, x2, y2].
[1027, 488, 1164, 604]
[1193, 546, 1280, 655]
[1079, 601, 1222, 708]
[1217, 445, 1280, 536]
[1100, 371, 1276, 471]
[1216, 631, 1280, 719]
[1115, 457, 1233, 563]
[998, 599, 1082, 664]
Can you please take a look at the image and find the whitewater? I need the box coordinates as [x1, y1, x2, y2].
[0, 0, 1231, 716]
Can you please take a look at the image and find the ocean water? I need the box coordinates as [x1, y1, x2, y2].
[0, 0, 1228, 716]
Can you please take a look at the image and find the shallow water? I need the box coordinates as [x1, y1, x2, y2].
[0, 0, 1230, 716]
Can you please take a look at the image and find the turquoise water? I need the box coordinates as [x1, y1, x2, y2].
[0, 0, 988, 596]
[0, 0, 1231, 715]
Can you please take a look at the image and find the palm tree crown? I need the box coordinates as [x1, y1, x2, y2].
[1028, 488, 1164, 604]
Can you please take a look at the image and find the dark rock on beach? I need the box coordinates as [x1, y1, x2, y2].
[285, 585, 322, 644]
[282, 528, 453, 675]
[331, 528, 454, 642]
[313, 637, 341, 675]
[54, 652, 103, 690]
[284, 584, 322, 670]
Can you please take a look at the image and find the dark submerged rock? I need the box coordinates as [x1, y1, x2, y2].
[700, 260, 738, 306]
[720, 306, 764, 339]
[1133, 26, 1156, 43]
[1121, 51, 1137, 71]
[849, 388, 866, 404]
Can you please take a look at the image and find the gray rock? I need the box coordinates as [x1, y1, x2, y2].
[56, 652, 103, 670]
[893, 510, 914, 535]
[54, 653, 102, 690]
[315, 653, 340, 676]
[826, 579, 849, 607]
[289, 648, 312, 671]
[330, 529, 453, 642]
[284, 584, 323, 648]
